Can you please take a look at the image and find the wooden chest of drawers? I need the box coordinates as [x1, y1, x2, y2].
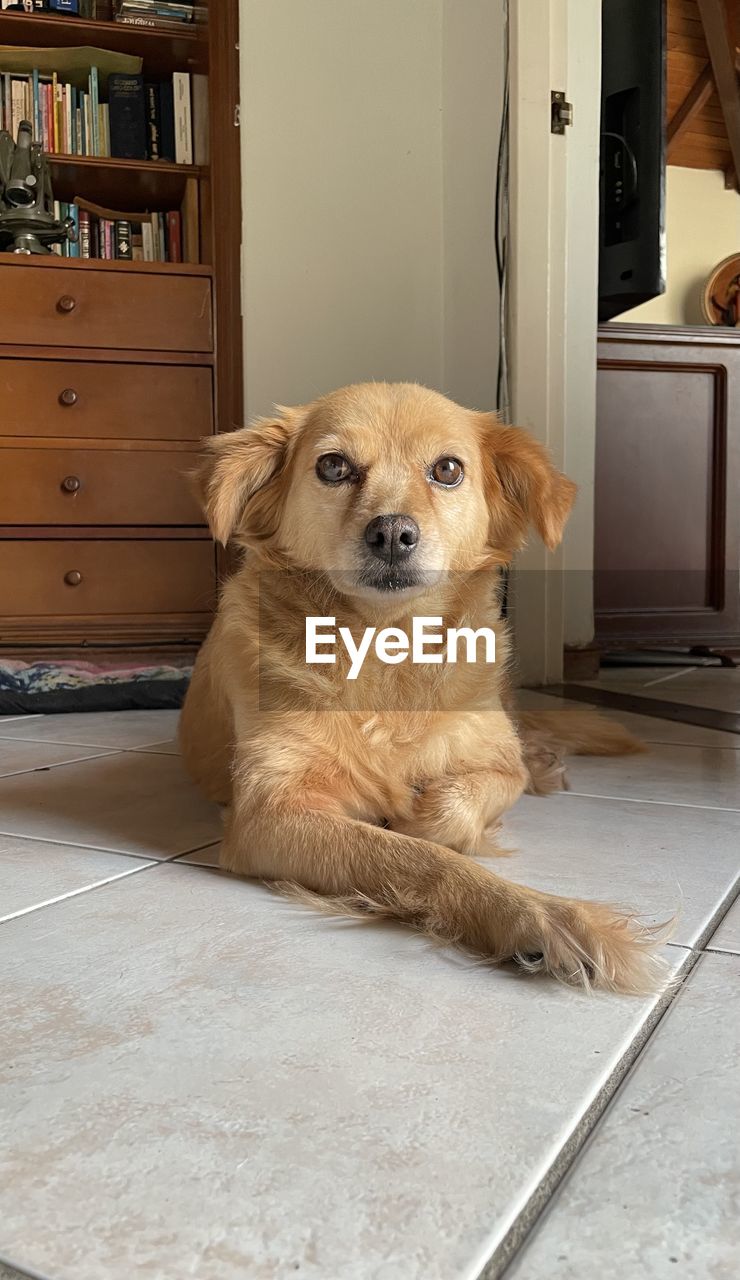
[0, 256, 217, 649]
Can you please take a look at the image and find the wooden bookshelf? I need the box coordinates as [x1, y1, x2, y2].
[0, 2, 241, 421]
[0, 2, 242, 653]
[48, 153, 204, 208]
[0, 10, 207, 75]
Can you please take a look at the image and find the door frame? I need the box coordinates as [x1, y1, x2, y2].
[508, 0, 602, 684]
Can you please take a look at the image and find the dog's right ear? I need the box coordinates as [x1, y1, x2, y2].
[194, 407, 304, 547]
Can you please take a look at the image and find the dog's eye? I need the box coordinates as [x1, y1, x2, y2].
[430, 457, 464, 487]
[316, 453, 354, 484]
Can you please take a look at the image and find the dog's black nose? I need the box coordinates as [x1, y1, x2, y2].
[364, 514, 419, 564]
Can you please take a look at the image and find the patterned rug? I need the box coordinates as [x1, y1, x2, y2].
[0, 659, 193, 715]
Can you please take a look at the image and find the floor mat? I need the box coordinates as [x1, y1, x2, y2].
[0, 659, 192, 715]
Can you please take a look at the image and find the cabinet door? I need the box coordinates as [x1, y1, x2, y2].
[595, 325, 740, 645]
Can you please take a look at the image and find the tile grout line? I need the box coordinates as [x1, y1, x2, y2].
[562, 791, 740, 813]
[476, 944, 702, 1280]
[0, 735, 176, 751]
[482, 876, 740, 1280]
[0, 859, 158, 924]
[0, 844, 220, 929]
[0, 1248, 51, 1280]
[0, 829, 221, 864]
[0, 748, 119, 782]
[640, 667, 697, 688]
[690, 871, 740, 953]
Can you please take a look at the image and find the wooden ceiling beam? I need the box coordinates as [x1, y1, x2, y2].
[667, 62, 714, 156]
[696, 0, 740, 181]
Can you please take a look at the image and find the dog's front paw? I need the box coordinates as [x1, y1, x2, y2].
[513, 897, 674, 994]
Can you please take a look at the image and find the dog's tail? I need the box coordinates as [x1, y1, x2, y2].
[516, 707, 646, 757]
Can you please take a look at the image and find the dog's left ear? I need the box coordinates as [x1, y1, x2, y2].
[477, 413, 577, 551]
[194, 406, 304, 547]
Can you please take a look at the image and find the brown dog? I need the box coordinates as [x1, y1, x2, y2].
[180, 382, 669, 993]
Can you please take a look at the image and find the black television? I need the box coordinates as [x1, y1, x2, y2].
[598, 0, 666, 322]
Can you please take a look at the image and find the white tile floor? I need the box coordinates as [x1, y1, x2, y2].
[0, 702, 738, 1280]
[574, 663, 740, 715]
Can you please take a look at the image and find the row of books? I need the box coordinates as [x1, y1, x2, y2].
[53, 202, 183, 261]
[115, 1, 204, 29]
[0, 68, 206, 165]
[0, 67, 109, 157]
[0, 1, 206, 23]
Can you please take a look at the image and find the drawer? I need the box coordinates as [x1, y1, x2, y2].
[0, 445, 203, 526]
[0, 359, 213, 440]
[0, 265, 213, 352]
[0, 540, 216, 617]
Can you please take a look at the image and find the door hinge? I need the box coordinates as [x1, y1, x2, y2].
[551, 91, 574, 135]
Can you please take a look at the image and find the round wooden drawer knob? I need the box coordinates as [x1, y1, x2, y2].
[57, 294, 77, 314]
[59, 388, 78, 407]
[61, 475, 81, 494]
[64, 570, 82, 587]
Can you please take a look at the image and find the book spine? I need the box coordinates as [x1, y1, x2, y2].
[2, 75, 10, 133]
[173, 72, 192, 165]
[144, 82, 160, 160]
[166, 210, 182, 263]
[11, 80, 24, 142]
[115, 220, 133, 260]
[131, 221, 144, 262]
[191, 73, 209, 166]
[158, 81, 175, 162]
[108, 74, 146, 160]
[78, 210, 91, 259]
[90, 66, 99, 157]
[32, 68, 41, 143]
[52, 72, 59, 153]
[141, 220, 154, 262]
[44, 82, 51, 152]
[66, 82, 72, 154]
[99, 103, 107, 157]
[68, 205, 80, 258]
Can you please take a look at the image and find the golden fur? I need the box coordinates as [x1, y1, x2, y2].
[180, 382, 670, 993]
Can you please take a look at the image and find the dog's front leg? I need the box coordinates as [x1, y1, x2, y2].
[390, 763, 528, 856]
[219, 762, 667, 994]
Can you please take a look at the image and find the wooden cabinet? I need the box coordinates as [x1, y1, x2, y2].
[0, 261, 213, 352]
[0, 359, 213, 441]
[0, 1, 242, 655]
[595, 324, 740, 645]
[0, 256, 217, 647]
[1, 540, 216, 622]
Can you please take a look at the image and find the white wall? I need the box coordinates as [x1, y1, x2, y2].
[239, 0, 444, 421]
[441, 0, 504, 412]
[239, 0, 505, 422]
[623, 167, 740, 326]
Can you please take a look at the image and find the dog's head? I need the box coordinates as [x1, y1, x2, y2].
[196, 382, 576, 601]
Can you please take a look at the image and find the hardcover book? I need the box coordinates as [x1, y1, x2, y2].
[173, 71, 192, 165]
[158, 80, 176, 162]
[108, 72, 147, 161]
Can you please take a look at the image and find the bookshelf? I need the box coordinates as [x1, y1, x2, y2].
[0, 10, 207, 74]
[48, 153, 204, 207]
[0, 1, 242, 652]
